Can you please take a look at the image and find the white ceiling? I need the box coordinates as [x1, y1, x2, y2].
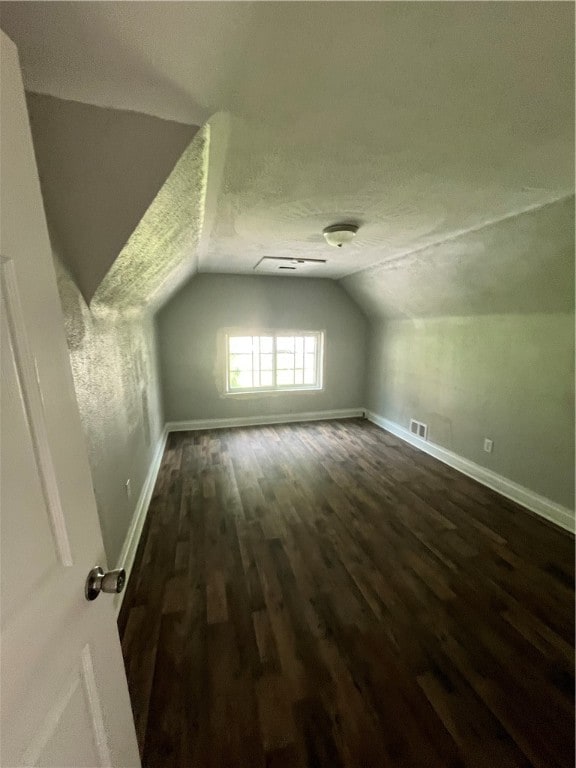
[1, 1, 574, 289]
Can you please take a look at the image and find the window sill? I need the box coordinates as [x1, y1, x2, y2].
[224, 386, 323, 398]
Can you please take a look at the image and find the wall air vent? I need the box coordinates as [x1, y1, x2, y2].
[254, 256, 327, 275]
[409, 419, 428, 440]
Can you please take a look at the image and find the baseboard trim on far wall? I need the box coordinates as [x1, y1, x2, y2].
[366, 410, 575, 534]
[114, 425, 169, 616]
[166, 408, 364, 433]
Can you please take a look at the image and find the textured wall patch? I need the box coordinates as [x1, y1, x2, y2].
[55, 256, 163, 565]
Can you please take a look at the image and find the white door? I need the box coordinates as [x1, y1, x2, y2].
[0, 31, 140, 768]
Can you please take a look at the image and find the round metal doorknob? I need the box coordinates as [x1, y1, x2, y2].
[85, 566, 126, 601]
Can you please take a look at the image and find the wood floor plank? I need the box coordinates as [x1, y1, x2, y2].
[119, 419, 575, 767]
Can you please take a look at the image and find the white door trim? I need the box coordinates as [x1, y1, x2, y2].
[1, 257, 73, 565]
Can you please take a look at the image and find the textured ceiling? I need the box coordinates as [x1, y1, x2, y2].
[342, 195, 575, 319]
[1, 2, 574, 310]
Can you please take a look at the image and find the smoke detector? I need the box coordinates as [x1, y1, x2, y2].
[322, 223, 359, 248]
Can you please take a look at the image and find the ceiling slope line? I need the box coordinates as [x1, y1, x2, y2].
[337, 192, 575, 282]
[196, 112, 232, 275]
[24, 89, 201, 129]
[91, 123, 210, 314]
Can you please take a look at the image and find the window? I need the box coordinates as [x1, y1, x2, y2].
[226, 332, 323, 393]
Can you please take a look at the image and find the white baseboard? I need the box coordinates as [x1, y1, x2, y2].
[166, 407, 364, 433]
[366, 410, 575, 534]
[114, 425, 169, 616]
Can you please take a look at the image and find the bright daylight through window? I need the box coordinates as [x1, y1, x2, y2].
[226, 333, 323, 393]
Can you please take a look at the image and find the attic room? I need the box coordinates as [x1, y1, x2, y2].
[0, 2, 573, 767]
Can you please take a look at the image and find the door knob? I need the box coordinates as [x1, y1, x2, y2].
[85, 566, 126, 601]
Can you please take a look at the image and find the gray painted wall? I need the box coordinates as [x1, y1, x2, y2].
[55, 258, 164, 566]
[157, 274, 367, 422]
[366, 314, 575, 509]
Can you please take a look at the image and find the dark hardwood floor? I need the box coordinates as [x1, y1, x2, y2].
[118, 418, 575, 768]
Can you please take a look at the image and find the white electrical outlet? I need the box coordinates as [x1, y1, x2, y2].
[483, 438, 493, 454]
[125, 479, 132, 498]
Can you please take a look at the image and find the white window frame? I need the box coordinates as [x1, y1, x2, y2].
[225, 331, 324, 394]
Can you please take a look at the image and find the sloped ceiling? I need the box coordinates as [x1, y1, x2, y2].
[1, 2, 574, 315]
[26, 93, 198, 303]
[342, 196, 575, 318]
[92, 121, 211, 312]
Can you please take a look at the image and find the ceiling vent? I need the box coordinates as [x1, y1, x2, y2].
[253, 257, 327, 275]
